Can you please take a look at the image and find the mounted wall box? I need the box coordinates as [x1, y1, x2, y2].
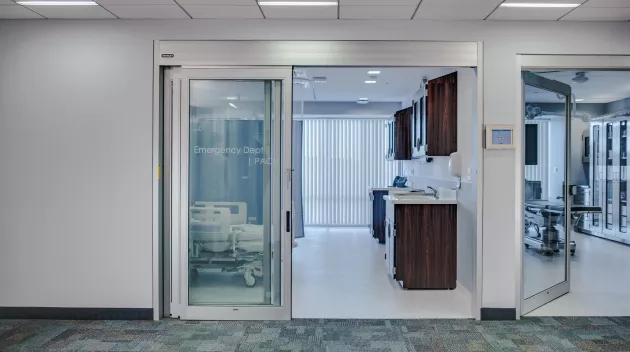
[484, 124, 516, 149]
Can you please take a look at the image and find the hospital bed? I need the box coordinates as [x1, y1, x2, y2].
[524, 200, 601, 256]
[188, 201, 265, 287]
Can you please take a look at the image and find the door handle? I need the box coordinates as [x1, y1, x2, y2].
[286, 211, 291, 232]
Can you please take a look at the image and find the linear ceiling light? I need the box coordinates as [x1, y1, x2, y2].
[500, 3, 580, 8]
[17, 1, 97, 5]
[365, 80, 377, 84]
[258, 1, 338, 6]
[368, 71, 381, 75]
[229, 103, 238, 109]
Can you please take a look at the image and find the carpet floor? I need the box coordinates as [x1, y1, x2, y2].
[2, 317, 630, 351]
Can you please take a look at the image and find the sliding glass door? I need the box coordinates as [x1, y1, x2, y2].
[171, 67, 293, 320]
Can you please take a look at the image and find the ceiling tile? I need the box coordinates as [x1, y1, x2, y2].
[340, 5, 416, 19]
[582, 0, 630, 7]
[261, 6, 337, 19]
[104, 5, 189, 18]
[96, 0, 176, 4]
[488, 6, 573, 20]
[0, 5, 43, 18]
[22, 4, 116, 18]
[415, 0, 503, 20]
[341, 0, 420, 4]
[184, 5, 263, 18]
[177, 0, 257, 4]
[561, 6, 630, 19]
[502, 0, 586, 3]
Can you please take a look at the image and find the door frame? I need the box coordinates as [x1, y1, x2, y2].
[166, 67, 293, 320]
[520, 71, 572, 315]
[152, 40, 484, 320]
[515, 55, 630, 318]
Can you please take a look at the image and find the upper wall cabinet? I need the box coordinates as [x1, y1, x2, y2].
[386, 71, 458, 161]
[423, 72, 458, 157]
[394, 107, 413, 160]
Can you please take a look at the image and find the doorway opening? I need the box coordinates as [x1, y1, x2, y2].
[521, 69, 630, 316]
[291, 66, 479, 319]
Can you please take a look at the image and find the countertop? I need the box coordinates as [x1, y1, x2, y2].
[384, 194, 457, 205]
[371, 187, 415, 192]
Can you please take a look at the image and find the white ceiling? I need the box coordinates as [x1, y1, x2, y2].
[1, 0, 629, 20]
[526, 71, 630, 103]
[295, 67, 455, 102]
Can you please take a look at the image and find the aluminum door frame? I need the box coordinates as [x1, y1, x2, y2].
[521, 71, 572, 315]
[171, 67, 293, 321]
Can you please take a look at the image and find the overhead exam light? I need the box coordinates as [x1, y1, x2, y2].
[17, 1, 97, 5]
[573, 72, 589, 83]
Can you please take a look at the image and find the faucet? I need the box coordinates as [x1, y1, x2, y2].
[426, 186, 438, 198]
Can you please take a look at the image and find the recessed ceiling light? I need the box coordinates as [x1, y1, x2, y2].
[17, 1, 97, 5]
[365, 80, 377, 84]
[368, 71, 381, 75]
[576, 99, 585, 102]
[258, 1, 338, 6]
[226, 97, 238, 100]
[229, 103, 238, 109]
[500, 3, 580, 8]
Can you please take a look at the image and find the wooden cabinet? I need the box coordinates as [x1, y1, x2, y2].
[425, 71, 458, 156]
[394, 107, 413, 160]
[387, 71, 458, 160]
[385, 201, 457, 289]
[386, 107, 413, 161]
[369, 190, 387, 244]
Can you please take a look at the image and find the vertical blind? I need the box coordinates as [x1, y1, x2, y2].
[302, 119, 398, 226]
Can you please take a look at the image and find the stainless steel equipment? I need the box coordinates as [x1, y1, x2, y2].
[573, 185, 591, 231]
[582, 111, 630, 244]
[525, 200, 601, 256]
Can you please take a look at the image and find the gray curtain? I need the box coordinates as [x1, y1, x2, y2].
[292, 121, 305, 238]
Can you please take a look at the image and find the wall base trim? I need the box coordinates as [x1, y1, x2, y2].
[0, 307, 153, 320]
[480, 308, 516, 321]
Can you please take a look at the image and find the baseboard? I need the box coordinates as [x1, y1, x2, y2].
[480, 308, 516, 321]
[0, 307, 153, 320]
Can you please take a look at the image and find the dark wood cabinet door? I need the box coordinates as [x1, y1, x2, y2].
[395, 204, 457, 289]
[394, 107, 413, 160]
[427, 72, 457, 156]
[371, 190, 387, 244]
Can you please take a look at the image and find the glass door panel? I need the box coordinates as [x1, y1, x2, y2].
[605, 123, 614, 232]
[175, 67, 292, 320]
[522, 71, 572, 314]
[592, 124, 601, 229]
[620, 121, 627, 233]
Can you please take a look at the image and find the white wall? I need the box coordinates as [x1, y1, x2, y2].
[0, 19, 629, 311]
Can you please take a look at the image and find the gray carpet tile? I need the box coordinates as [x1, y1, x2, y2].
[2, 318, 630, 351]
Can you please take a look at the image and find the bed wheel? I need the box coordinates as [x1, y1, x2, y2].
[190, 268, 199, 282]
[244, 270, 256, 287]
